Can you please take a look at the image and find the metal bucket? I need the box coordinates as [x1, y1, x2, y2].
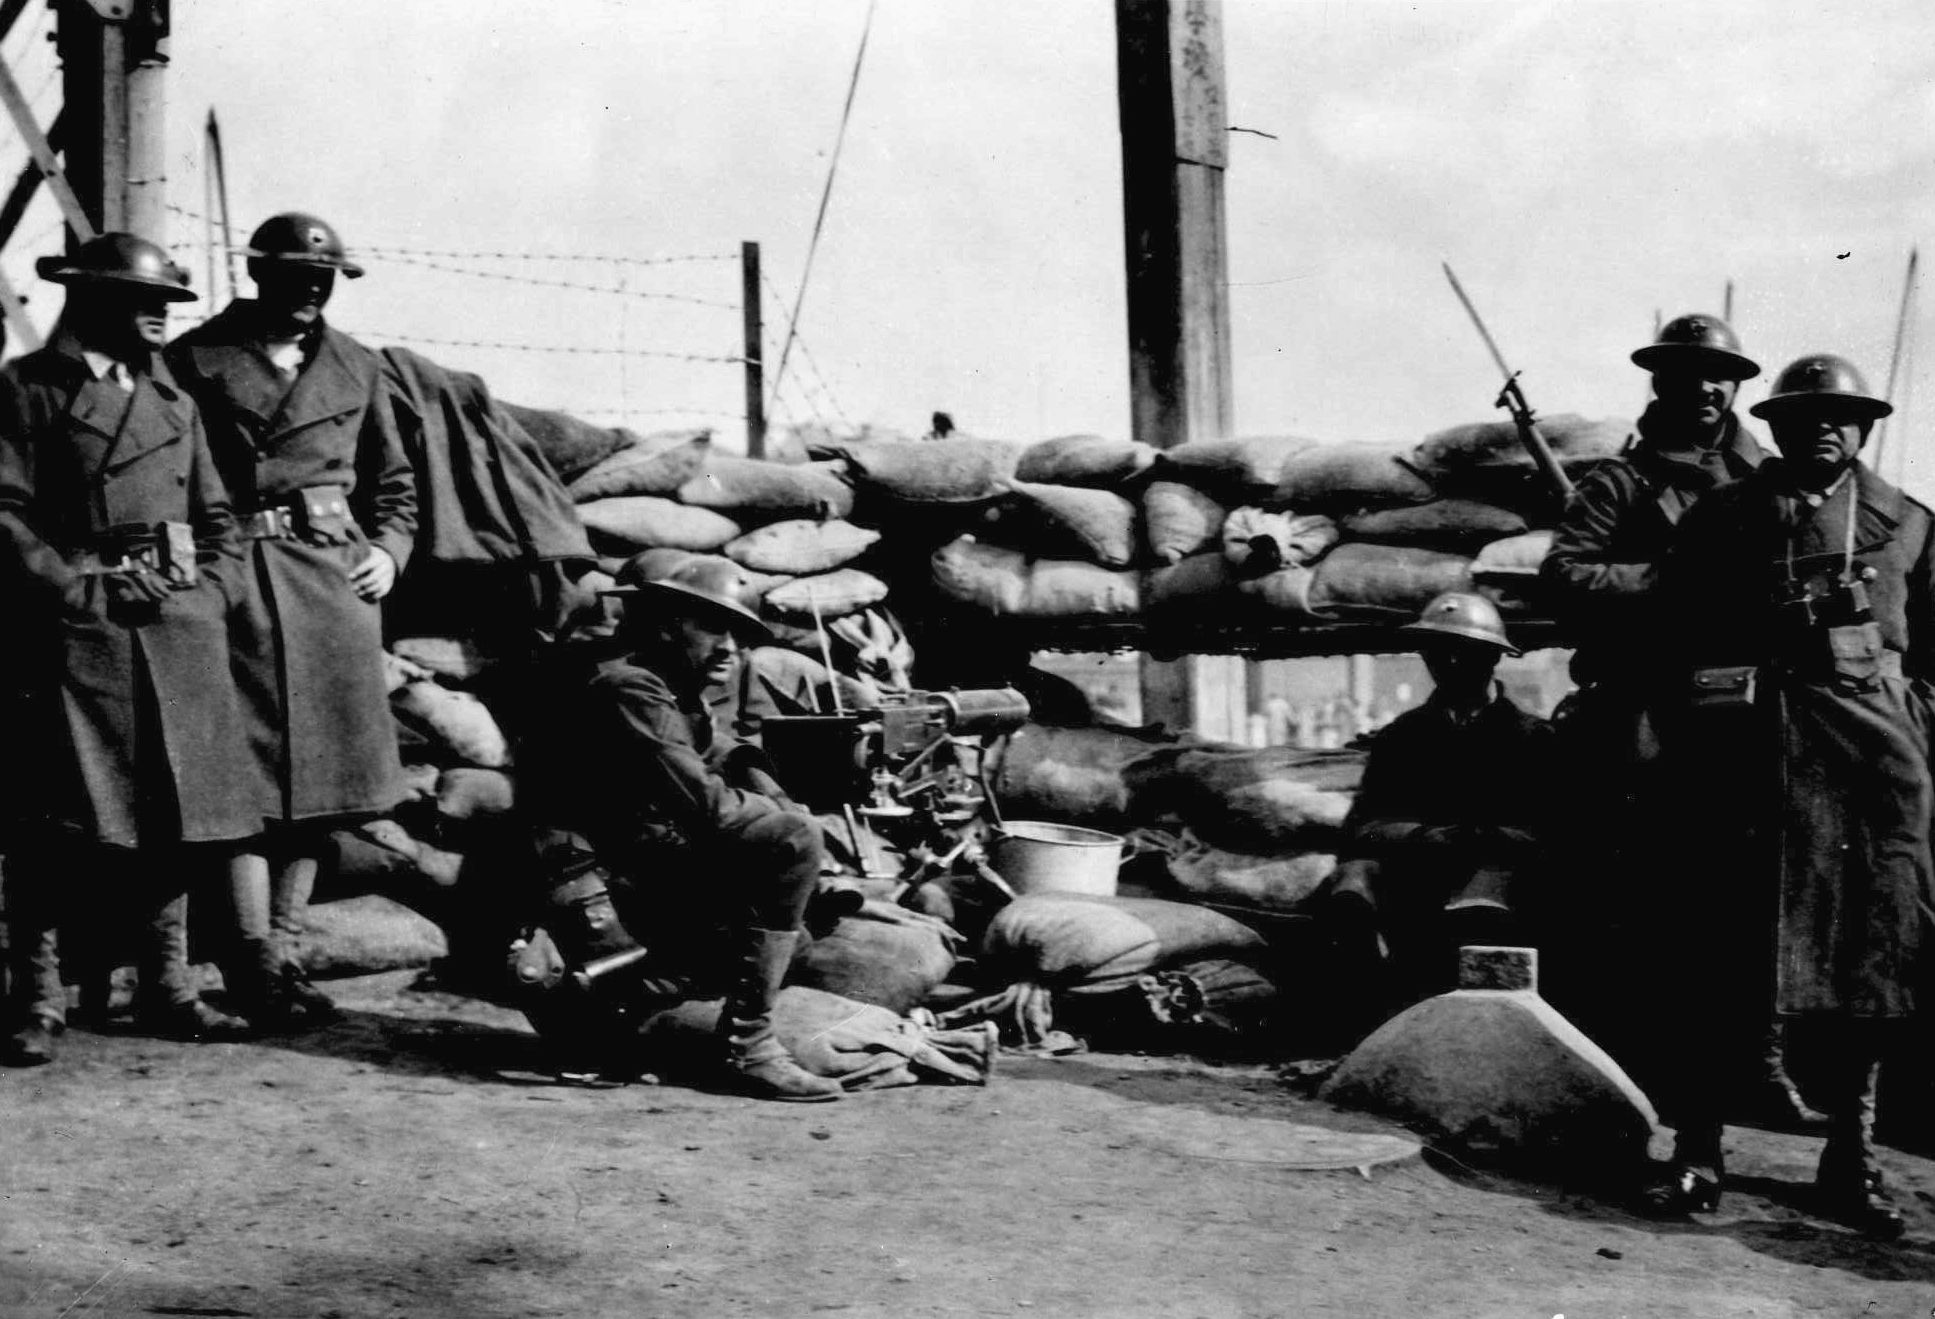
[990, 821, 1123, 897]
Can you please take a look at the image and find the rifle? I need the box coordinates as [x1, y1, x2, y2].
[1441, 263, 1575, 502]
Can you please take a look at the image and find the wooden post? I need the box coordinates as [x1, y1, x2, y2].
[742, 240, 766, 458]
[1116, 0, 1237, 734]
[58, 0, 167, 242]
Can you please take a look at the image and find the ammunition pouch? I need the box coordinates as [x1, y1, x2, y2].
[241, 484, 355, 546]
[1687, 665, 1758, 712]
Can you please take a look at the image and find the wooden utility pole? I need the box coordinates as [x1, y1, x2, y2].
[59, 0, 169, 243]
[1116, 0, 1241, 735]
[742, 240, 767, 458]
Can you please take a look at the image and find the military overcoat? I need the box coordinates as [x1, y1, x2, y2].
[1660, 460, 1935, 1018]
[166, 303, 416, 822]
[0, 334, 269, 846]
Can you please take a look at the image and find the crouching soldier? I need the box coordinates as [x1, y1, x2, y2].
[1321, 592, 1556, 1017]
[520, 556, 842, 1101]
[1646, 355, 1935, 1237]
[0, 234, 268, 1063]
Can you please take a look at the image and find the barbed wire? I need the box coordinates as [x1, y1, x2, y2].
[337, 326, 746, 365]
[163, 205, 735, 268]
[366, 250, 738, 310]
[538, 405, 743, 422]
[761, 271, 849, 426]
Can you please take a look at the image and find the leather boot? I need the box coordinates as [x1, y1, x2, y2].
[1817, 1058, 1904, 1241]
[719, 928, 842, 1102]
[1638, 1125, 1724, 1217]
[1736, 1022, 1829, 1130]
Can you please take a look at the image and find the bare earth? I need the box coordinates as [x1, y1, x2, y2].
[5, 971, 1935, 1319]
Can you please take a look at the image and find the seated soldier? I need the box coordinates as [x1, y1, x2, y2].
[1322, 592, 1556, 1013]
[520, 555, 842, 1101]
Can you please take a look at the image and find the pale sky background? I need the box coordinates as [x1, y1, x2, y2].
[1, 0, 1930, 494]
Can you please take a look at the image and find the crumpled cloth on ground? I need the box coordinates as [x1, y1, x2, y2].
[640, 986, 997, 1089]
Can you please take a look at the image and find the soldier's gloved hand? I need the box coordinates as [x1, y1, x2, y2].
[105, 565, 173, 611]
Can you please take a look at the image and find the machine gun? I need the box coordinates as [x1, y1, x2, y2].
[759, 686, 1031, 899]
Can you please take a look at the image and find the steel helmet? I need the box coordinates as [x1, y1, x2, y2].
[243, 211, 365, 279]
[1400, 591, 1519, 656]
[1749, 353, 1892, 421]
[605, 552, 772, 644]
[1630, 313, 1759, 381]
[36, 231, 196, 302]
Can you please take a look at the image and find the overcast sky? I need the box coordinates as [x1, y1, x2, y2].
[4, 1, 1930, 494]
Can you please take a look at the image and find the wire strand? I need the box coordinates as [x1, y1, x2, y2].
[769, 0, 876, 404]
[336, 327, 746, 365]
[366, 250, 738, 310]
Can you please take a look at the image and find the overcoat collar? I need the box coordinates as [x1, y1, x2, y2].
[37, 330, 192, 478]
[178, 300, 375, 443]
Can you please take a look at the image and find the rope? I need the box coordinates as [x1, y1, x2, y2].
[768, 0, 876, 406]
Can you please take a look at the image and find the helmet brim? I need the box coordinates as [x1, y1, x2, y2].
[242, 250, 365, 279]
[601, 579, 773, 645]
[37, 261, 198, 303]
[1631, 343, 1760, 381]
[1399, 620, 1520, 658]
[1750, 391, 1893, 422]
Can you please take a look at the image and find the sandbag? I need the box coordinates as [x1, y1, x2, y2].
[498, 404, 633, 482]
[790, 914, 959, 1013]
[842, 438, 1021, 503]
[392, 680, 512, 769]
[1015, 434, 1158, 487]
[762, 568, 889, 621]
[979, 893, 1265, 993]
[1163, 844, 1337, 912]
[640, 987, 996, 1089]
[1142, 480, 1226, 564]
[1159, 434, 1315, 495]
[1222, 507, 1337, 573]
[567, 434, 714, 501]
[1239, 565, 1321, 617]
[397, 762, 441, 803]
[723, 518, 880, 574]
[1473, 529, 1554, 576]
[931, 535, 1139, 618]
[436, 767, 516, 822]
[1309, 542, 1474, 615]
[1340, 499, 1529, 554]
[354, 818, 467, 888]
[390, 636, 500, 686]
[1411, 413, 1630, 474]
[1126, 745, 1362, 853]
[578, 496, 741, 554]
[1002, 480, 1140, 568]
[990, 722, 1180, 830]
[675, 457, 855, 519]
[1144, 551, 1243, 613]
[293, 895, 448, 980]
[1270, 442, 1434, 509]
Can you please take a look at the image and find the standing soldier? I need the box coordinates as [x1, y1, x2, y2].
[166, 212, 416, 1027]
[0, 233, 264, 1064]
[1648, 354, 1934, 1238]
[1539, 314, 1821, 1127]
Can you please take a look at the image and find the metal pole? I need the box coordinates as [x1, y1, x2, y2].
[742, 240, 766, 458]
[206, 108, 238, 301]
[1875, 246, 1918, 472]
[124, 6, 165, 243]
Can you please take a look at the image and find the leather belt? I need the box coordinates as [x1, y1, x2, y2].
[241, 507, 298, 539]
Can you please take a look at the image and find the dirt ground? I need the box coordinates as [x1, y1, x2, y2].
[5, 971, 1935, 1319]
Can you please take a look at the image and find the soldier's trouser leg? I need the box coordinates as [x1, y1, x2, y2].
[2, 847, 66, 1030]
[715, 813, 841, 1102]
[1815, 1019, 1903, 1237]
[134, 889, 196, 1011]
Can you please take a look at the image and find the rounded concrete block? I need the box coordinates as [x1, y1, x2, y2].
[1319, 989, 1660, 1170]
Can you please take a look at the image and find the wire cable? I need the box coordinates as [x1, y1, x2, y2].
[768, 0, 876, 407]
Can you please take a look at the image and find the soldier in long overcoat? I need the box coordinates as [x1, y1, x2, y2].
[166, 212, 416, 1026]
[1649, 353, 1935, 1237]
[1541, 316, 1821, 1126]
[0, 234, 266, 1064]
